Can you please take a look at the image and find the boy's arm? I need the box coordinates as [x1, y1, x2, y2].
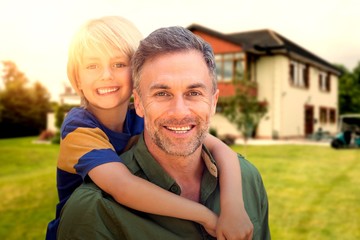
[204, 134, 253, 240]
[60, 112, 218, 236]
[88, 163, 217, 236]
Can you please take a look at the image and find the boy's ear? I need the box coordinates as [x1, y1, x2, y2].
[133, 89, 144, 118]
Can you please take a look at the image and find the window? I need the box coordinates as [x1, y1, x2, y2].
[319, 107, 328, 124]
[326, 74, 331, 91]
[319, 71, 331, 92]
[303, 65, 309, 88]
[223, 54, 233, 81]
[215, 53, 245, 82]
[290, 63, 295, 83]
[215, 55, 222, 81]
[290, 60, 309, 88]
[319, 107, 336, 124]
[329, 109, 336, 124]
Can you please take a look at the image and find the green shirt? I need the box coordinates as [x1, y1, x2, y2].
[58, 134, 270, 240]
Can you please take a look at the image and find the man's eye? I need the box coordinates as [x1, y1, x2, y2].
[188, 91, 202, 96]
[113, 63, 126, 68]
[155, 92, 169, 97]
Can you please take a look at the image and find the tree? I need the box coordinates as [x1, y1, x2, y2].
[337, 63, 360, 114]
[222, 80, 267, 143]
[0, 61, 51, 138]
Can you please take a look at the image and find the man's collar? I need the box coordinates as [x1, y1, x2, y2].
[201, 146, 218, 178]
[133, 134, 177, 191]
[133, 133, 218, 189]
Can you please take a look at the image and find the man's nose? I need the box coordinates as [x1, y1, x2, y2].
[169, 95, 191, 116]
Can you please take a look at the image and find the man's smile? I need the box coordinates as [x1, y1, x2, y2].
[165, 125, 193, 134]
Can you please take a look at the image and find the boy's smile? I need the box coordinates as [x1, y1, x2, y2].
[96, 87, 120, 95]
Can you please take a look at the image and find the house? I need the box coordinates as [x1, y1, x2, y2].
[59, 85, 81, 106]
[188, 24, 340, 139]
[47, 85, 80, 132]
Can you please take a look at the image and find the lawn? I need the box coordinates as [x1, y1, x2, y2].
[233, 144, 360, 240]
[0, 137, 59, 240]
[0, 137, 359, 239]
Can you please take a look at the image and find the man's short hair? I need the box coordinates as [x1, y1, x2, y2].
[132, 26, 217, 95]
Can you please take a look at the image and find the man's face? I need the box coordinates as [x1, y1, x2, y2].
[134, 50, 219, 157]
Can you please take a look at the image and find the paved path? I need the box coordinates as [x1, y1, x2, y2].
[235, 138, 331, 146]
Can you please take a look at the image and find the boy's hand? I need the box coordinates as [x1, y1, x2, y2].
[198, 208, 218, 237]
[216, 206, 253, 240]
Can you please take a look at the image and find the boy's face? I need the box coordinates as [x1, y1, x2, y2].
[78, 48, 132, 111]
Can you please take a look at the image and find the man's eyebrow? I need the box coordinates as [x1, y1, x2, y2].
[149, 84, 170, 90]
[149, 83, 207, 90]
[187, 83, 207, 90]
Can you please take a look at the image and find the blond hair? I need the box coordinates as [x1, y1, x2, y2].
[67, 16, 143, 106]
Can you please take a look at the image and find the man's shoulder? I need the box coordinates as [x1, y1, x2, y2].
[74, 181, 102, 194]
[64, 182, 108, 209]
[237, 154, 259, 170]
[120, 144, 143, 176]
[237, 154, 262, 181]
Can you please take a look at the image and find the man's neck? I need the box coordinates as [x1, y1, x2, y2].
[145, 135, 204, 202]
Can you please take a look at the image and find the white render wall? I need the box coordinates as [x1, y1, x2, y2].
[255, 55, 338, 138]
[256, 55, 289, 138]
[309, 68, 338, 134]
[46, 112, 57, 132]
[210, 114, 241, 137]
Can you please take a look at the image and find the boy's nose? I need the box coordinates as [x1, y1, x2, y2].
[101, 67, 113, 80]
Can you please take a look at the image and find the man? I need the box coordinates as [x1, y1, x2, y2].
[57, 26, 270, 240]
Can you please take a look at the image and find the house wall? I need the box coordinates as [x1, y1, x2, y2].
[192, 31, 242, 53]
[309, 68, 338, 134]
[281, 59, 311, 138]
[256, 55, 338, 139]
[210, 114, 241, 137]
[256, 55, 288, 138]
[46, 112, 57, 132]
[191, 29, 339, 140]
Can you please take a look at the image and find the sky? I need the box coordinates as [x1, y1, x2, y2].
[0, 0, 359, 101]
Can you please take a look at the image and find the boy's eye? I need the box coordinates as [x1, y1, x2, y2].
[86, 64, 98, 70]
[113, 63, 126, 68]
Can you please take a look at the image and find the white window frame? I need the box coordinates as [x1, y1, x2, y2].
[215, 53, 245, 82]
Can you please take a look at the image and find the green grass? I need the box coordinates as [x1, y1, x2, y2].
[0, 137, 58, 240]
[0, 137, 359, 239]
[233, 144, 360, 240]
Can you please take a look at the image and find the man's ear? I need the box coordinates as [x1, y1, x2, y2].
[133, 89, 144, 117]
[211, 89, 219, 116]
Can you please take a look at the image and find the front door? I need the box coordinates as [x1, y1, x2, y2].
[304, 105, 314, 137]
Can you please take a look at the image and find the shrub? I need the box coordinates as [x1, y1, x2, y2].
[209, 128, 218, 137]
[38, 130, 55, 141]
